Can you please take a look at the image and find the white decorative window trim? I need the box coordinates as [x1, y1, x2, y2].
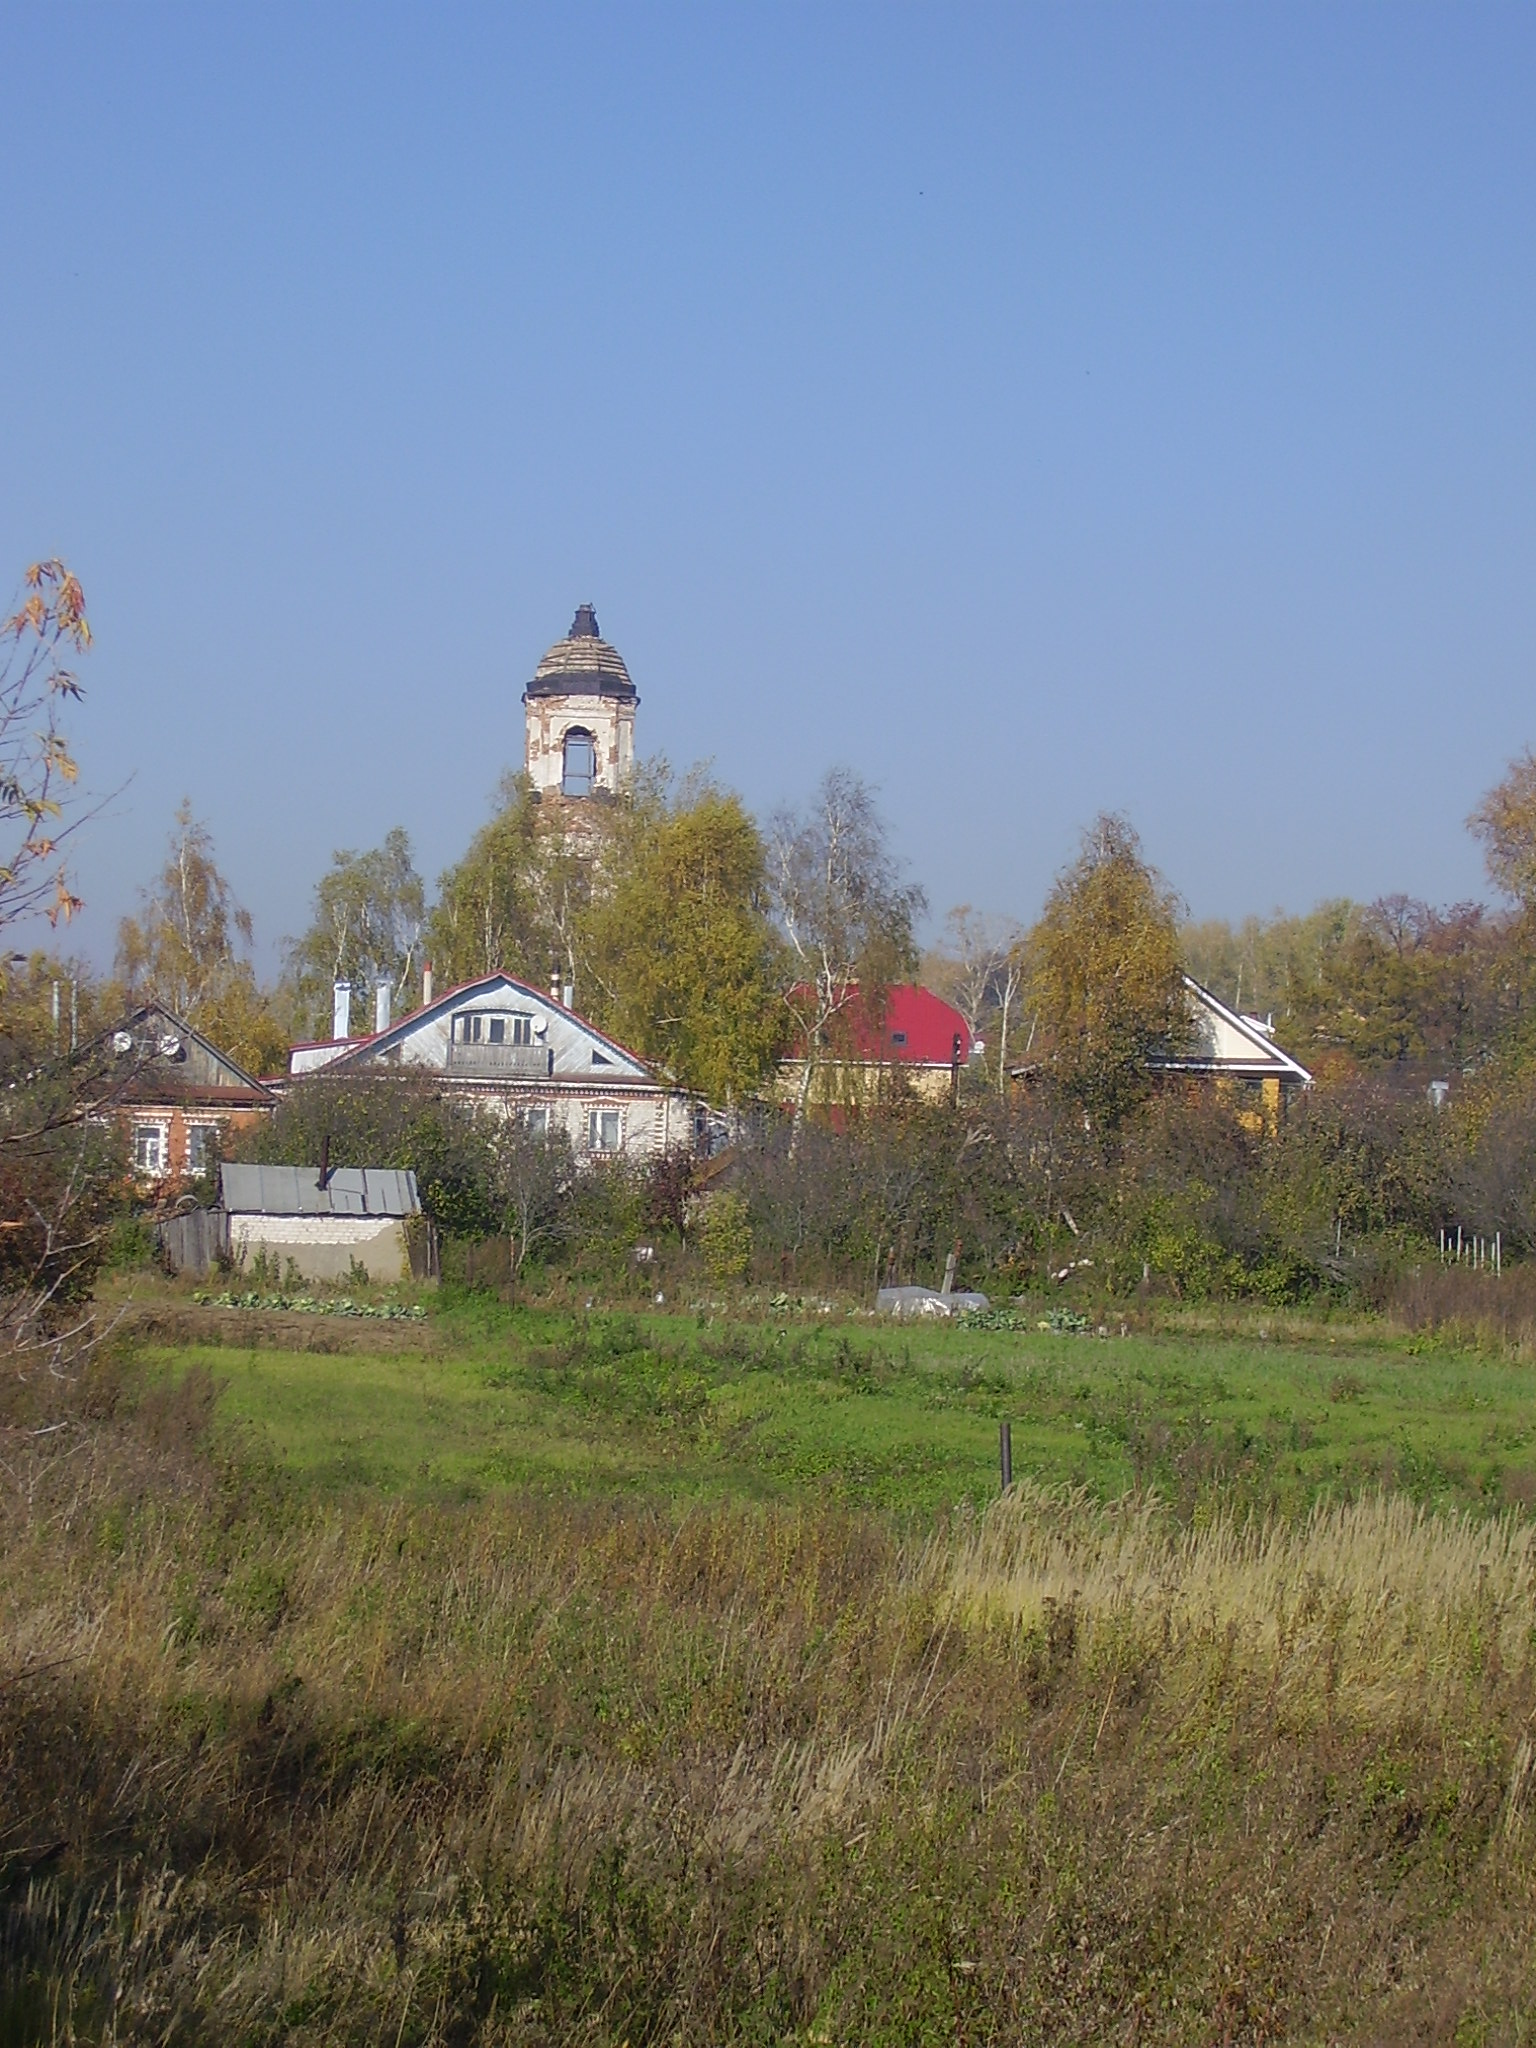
[132, 1121, 170, 1176]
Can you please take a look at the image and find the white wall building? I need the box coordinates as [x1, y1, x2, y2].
[289, 971, 694, 1162]
[221, 1164, 421, 1284]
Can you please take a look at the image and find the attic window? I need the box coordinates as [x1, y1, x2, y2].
[890, 1031, 908, 1047]
[453, 1012, 533, 1046]
[591, 1049, 613, 1066]
[562, 728, 595, 798]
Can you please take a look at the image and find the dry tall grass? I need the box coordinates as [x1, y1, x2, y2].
[952, 1483, 1536, 1725]
[6, 1370, 1536, 2043]
[1386, 1262, 1536, 1360]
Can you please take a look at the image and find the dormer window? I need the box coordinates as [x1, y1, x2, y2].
[452, 1012, 533, 1045]
[562, 728, 595, 798]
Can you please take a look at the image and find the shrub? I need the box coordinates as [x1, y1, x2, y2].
[101, 1212, 158, 1271]
[698, 1190, 753, 1283]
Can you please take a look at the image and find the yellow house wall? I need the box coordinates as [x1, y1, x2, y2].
[1212, 1073, 1286, 1135]
[777, 1057, 953, 1112]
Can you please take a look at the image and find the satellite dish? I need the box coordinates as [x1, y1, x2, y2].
[111, 1030, 134, 1056]
[533, 1017, 548, 1038]
[157, 1034, 185, 1059]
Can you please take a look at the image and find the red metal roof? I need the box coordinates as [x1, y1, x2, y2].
[789, 984, 971, 1066]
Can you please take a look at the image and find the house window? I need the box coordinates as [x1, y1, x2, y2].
[524, 1107, 549, 1140]
[588, 1108, 621, 1153]
[133, 1123, 169, 1176]
[186, 1123, 220, 1174]
[562, 728, 595, 798]
[890, 1031, 908, 1047]
[454, 1012, 533, 1046]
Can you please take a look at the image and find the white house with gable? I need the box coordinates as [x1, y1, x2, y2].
[289, 972, 695, 1162]
[1148, 977, 1312, 1129]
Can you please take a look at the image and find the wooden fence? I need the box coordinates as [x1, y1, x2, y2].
[155, 1209, 231, 1276]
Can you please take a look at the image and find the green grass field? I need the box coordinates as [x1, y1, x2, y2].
[141, 1295, 1536, 1515]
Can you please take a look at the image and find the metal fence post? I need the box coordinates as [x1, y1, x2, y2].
[999, 1420, 1012, 1493]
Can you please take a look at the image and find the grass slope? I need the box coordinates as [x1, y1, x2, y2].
[142, 1297, 1536, 1516]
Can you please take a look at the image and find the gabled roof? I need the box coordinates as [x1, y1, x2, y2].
[221, 1163, 419, 1217]
[1150, 977, 1312, 1085]
[784, 984, 972, 1067]
[881, 986, 973, 1065]
[110, 1004, 276, 1100]
[309, 971, 655, 1081]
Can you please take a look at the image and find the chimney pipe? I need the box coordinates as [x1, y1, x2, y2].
[550, 959, 562, 1005]
[562, 980, 575, 1011]
[422, 962, 433, 1007]
[374, 979, 391, 1034]
[332, 979, 352, 1041]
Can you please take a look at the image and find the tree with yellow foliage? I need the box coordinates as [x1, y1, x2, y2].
[0, 562, 129, 1326]
[1026, 812, 1192, 1129]
[581, 773, 784, 1102]
[1471, 748, 1536, 914]
[0, 559, 92, 968]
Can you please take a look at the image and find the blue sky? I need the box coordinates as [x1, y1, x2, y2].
[3, 3, 1533, 972]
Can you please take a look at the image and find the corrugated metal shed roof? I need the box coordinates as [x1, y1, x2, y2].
[221, 1164, 420, 1217]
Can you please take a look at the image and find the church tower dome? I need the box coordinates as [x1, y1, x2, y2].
[522, 605, 639, 800]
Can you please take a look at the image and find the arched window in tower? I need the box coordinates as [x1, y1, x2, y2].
[562, 728, 595, 798]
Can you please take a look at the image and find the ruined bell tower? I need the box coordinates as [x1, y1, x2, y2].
[522, 604, 638, 803]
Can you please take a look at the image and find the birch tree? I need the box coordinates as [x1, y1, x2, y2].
[285, 828, 425, 1033]
[116, 803, 286, 1072]
[934, 904, 1027, 1094]
[579, 772, 783, 1101]
[1471, 747, 1536, 914]
[1026, 812, 1190, 1130]
[427, 774, 583, 993]
[767, 767, 925, 1124]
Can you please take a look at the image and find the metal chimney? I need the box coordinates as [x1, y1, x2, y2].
[374, 979, 391, 1034]
[332, 979, 352, 1041]
[422, 962, 434, 1007]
